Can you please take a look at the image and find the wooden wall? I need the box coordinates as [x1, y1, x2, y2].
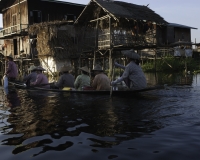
[1, 0, 85, 58]
[27, 0, 85, 24]
[174, 28, 191, 42]
[166, 26, 175, 44]
[2, 0, 28, 28]
[165, 26, 191, 44]
[2, 0, 85, 28]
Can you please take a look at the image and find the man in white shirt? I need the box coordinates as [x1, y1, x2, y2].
[111, 49, 147, 90]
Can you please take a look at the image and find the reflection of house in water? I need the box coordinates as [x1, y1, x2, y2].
[176, 74, 193, 85]
[3, 93, 163, 155]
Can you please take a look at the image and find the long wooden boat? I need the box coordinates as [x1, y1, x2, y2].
[8, 81, 165, 95]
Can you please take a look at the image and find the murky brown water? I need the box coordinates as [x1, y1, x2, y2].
[1, 73, 200, 160]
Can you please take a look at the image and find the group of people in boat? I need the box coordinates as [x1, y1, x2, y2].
[4, 49, 147, 91]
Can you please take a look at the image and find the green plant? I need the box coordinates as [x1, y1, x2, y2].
[142, 56, 200, 73]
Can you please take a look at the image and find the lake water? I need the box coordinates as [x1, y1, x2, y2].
[1, 73, 200, 160]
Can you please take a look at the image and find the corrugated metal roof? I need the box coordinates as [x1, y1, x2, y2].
[167, 23, 197, 29]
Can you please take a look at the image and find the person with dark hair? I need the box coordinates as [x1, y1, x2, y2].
[92, 64, 110, 91]
[23, 65, 37, 86]
[74, 66, 90, 90]
[31, 66, 50, 89]
[4, 54, 18, 81]
[55, 65, 75, 89]
[111, 49, 147, 90]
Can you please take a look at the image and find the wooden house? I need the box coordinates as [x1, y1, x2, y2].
[165, 23, 197, 44]
[74, 0, 168, 76]
[0, 0, 85, 76]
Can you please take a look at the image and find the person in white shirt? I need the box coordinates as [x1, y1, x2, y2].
[111, 49, 147, 90]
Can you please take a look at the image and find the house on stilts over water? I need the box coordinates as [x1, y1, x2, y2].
[0, 0, 85, 77]
[74, 0, 168, 78]
[0, 0, 196, 78]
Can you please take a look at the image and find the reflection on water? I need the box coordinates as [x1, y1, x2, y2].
[0, 90, 163, 158]
[1, 73, 200, 159]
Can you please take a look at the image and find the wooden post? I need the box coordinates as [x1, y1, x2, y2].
[88, 58, 91, 71]
[20, 59, 23, 80]
[18, 0, 21, 31]
[108, 49, 113, 79]
[102, 57, 105, 70]
[93, 51, 96, 69]
[108, 16, 113, 79]
[47, 56, 49, 76]
[109, 16, 111, 50]
[185, 57, 187, 73]
[119, 51, 121, 74]
[154, 50, 157, 72]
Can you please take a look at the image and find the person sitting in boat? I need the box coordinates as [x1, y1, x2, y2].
[4, 54, 18, 81]
[31, 66, 50, 89]
[111, 49, 147, 90]
[92, 64, 110, 91]
[55, 65, 75, 89]
[74, 66, 91, 91]
[23, 65, 37, 86]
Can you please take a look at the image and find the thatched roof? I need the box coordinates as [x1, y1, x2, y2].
[76, 0, 167, 24]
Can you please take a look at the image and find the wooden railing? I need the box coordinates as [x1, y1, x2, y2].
[97, 29, 157, 50]
[0, 24, 29, 38]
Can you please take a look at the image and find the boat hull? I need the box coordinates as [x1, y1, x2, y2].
[9, 82, 164, 95]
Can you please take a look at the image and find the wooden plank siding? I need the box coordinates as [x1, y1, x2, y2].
[0, 0, 85, 58]
[27, 0, 84, 25]
[3, 0, 28, 29]
[174, 28, 191, 42]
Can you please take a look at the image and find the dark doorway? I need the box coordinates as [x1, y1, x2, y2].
[13, 39, 17, 55]
[33, 11, 41, 23]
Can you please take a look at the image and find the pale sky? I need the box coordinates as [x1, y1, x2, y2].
[0, 0, 199, 43]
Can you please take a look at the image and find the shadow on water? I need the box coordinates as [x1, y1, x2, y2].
[1, 73, 200, 159]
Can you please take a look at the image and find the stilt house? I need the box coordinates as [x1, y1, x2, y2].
[74, 0, 167, 77]
[0, 0, 85, 76]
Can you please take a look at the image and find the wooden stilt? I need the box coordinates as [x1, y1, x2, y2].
[108, 49, 113, 79]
